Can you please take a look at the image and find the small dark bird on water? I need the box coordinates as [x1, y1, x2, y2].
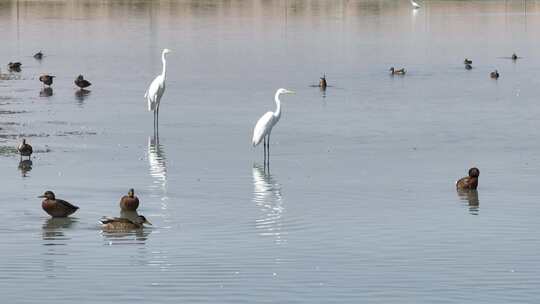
[463, 58, 472, 65]
[39, 74, 55, 87]
[389, 67, 406, 75]
[119, 188, 140, 211]
[74, 75, 91, 89]
[456, 167, 480, 190]
[319, 74, 327, 89]
[465, 64, 472, 70]
[100, 215, 152, 230]
[39, 191, 79, 217]
[490, 70, 499, 79]
[512, 53, 518, 60]
[34, 51, 43, 60]
[8, 62, 21, 72]
[17, 139, 32, 160]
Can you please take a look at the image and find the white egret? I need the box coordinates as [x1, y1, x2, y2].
[252, 88, 295, 164]
[145, 48, 171, 130]
[411, 0, 421, 9]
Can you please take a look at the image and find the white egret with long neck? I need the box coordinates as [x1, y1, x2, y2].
[145, 48, 171, 130]
[252, 88, 295, 165]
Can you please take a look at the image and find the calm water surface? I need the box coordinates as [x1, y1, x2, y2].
[2, 0, 540, 302]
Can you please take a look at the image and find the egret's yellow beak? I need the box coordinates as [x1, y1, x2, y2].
[285, 90, 296, 94]
[145, 220, 153, 226]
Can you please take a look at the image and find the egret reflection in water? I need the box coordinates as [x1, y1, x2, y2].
[457, 189, 479, 215]
[252, 163, 286, 244]
[148, 134, 168, 214]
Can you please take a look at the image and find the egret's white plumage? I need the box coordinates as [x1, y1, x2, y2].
[145, 48, 171, 128]
[411, 0, 421, 9]
[252, 88, 295, 163]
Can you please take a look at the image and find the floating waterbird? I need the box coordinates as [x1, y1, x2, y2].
[389, 67, 406, 75]
[465, 64, 472, 70]
[464, 58, 472, 65]
[17, 139, 32, 160]
[456, 167, 480, 190]
[319, 74, 327, 89]
[145, 48, 171, 129]
[39, 74, 55, 87]
[8, 62, 21, 72]
[100, 215, 152, 230]
[34, 51, 43, 60]
[490, 70, 499, 79]
[252, 88, 295, 164]
[119, 188, 140, 211]
[512, 53, 518, 60]
[74, 75, 91, 89]
[39, 191, 79, 217]
[411, 0, 421, 9]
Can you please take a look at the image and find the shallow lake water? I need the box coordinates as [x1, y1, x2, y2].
[2, 0, 540, 302]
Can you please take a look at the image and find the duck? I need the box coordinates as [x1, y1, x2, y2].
[490, 70, 499, 79]
[39, 191, 79, 217]
[34, 51, 43, 60]
[463, 58, 472, 65]
[465, 64, 472, 70]
[512, 53, 518, 60]
[8, 62, 21, 72]
[319, 74, 327, 89]
[389, 67, 406, 75]
[100, 215, 152, 230]
[119, 188, 140, 211]
[17, 139, 33, 160]
[74, 75, 91, 89]
[39, 74, 55, 87]
[456, 167, 480, 190]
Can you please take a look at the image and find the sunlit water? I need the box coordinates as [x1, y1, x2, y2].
[2, 0, 540, 302]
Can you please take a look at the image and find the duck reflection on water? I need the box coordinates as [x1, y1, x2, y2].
[457, 189, 479, 215]
[18, 159, 32, 177]
[252, 163, 286, 244]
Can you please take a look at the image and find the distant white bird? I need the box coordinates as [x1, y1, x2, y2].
[145, 48, 171, 130]
[411, 0, 421, 9]
[252, 88, 295, 164]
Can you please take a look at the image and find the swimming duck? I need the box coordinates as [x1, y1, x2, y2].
[119, 188, 140, 211]
[463, 58, 472, 65]
[490, 70, 499, 79]
[8, 62, 21, 72]
[100, 215, 152, 230]
[39, 191, 79, 217]
[17, 139, 32, 160]
[74, 75, 91, 89]
[512, 53, 518, 60]
[389, 67, 406, 75]
[465, 64, 472, 70]
[456, 167, 480, 190]
[34, 51, 43, 60]
[319, 74, 327, 89]
[39, 74, 55, 87]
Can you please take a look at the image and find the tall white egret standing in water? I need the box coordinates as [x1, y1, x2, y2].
[411, 0, 421, 9]
[252, 88, 295, 166]
[145, 48, 171, 131]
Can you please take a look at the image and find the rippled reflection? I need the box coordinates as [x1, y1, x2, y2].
[148, 133, 167, 196]
[39, 87, 53, 97]
[252, 163, 286, 244]
[75, 89, 90, 104]
[18, 159, 32, 177]
[42, 217, 76, 242]
[457, 189, 479, 215]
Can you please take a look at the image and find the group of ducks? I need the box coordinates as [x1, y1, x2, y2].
[39, 188, 152, 230]
[7, 51, 92, 93]
[15, 140, 151, 230]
